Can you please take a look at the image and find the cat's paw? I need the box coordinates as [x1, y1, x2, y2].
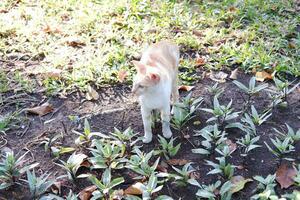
[163, 128, 172, 139]
[142, 135, 152, 143]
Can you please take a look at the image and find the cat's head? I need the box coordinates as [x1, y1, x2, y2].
[131, 60, 160, 96]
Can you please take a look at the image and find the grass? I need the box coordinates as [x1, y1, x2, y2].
[0, 0, 299, 94]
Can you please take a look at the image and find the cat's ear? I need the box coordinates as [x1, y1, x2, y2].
[148, 73, 160, 83]
[132, 60, 146, 74]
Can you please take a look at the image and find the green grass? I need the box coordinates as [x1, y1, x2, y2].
[0, 0, 299, 94]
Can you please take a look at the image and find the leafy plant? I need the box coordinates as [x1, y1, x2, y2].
[89, 168, 124, 200]
[207, 82, 224, 104]
[206, 156, 235, 179]
[109, 127, 140, 153]
[130, 173, 166, 200]
[171, 93, 203, 131]
[25, 170, 55, 199]
[237, 134, 261, 158]
[194, 180, 233, 200]
[275, 123, 300, 144]
[56, 153, 87, 180]
[201, 96, 240, 130]
[192, 125, 227, 155]
[0, 151, 38, 189]
[273, 77, 300, 105]
[74, 119, 109, 145]
[293, 164, 300, 187]
[156, 135, 181, 160]
[264, 137, 295, 163]
[170, 162, 196, 187]
[240, 113, 257, 135]
[249, 105, 272, 126]
[233, 77, 268, 110]
[89, 139, 125, 169]
[126, 149, 159, 179]
[251, 174, 277, 200]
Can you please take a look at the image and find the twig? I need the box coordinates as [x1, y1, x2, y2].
[0, 135, 8, 149]
[16, 121, 31, 137]
[48, 104, 65, 119]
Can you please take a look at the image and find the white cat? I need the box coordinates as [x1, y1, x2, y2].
[131, 41, 180, 143]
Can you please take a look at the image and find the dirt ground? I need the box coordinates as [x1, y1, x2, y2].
[0, 70, 299, 199]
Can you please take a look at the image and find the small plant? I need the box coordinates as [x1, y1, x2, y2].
[233, 77, 268, 110]
[201, 96, 240, 130]
[126, 149, 159, 178]
[237, 134, 261, 158]
[156, 135, 181, 160]
[206, 156, 235, 179]
[56, 153, 87, 181]
[241, 113, 257, 135]
[74, 119, 109, 145]
[275, 123, 300, 144]
[264, 137, 295, 163]
[0, 151, 38, 189]
[171, 93, 203, 131]
[251, 174, 277, 200]
[195, 180, 233, 200]
[89, 139, 125, 169]
[25, 170, 55, 200]
[89, 168, 124, 200]
[109, 127, 140, 153]
[273, 77, 300, 106]
[170, 162, 196, 187]
[41, 133, 75, 157]
[249, 105, 272, 126]
[192, 124, 227, 155]
[207, 82, 224, 104]
[126, 173, 172, 200]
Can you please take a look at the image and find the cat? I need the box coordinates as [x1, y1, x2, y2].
[131, 41, 180, 143]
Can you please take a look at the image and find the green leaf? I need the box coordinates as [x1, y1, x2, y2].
[192, 148, 210, 155]
[102, 168, 111, 186]
[230, 176, 252, 194]
[220, 181, 232, 195]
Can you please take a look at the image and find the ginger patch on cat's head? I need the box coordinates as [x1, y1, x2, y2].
[131, 60, 160, 95]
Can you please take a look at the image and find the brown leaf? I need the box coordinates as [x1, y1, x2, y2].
[190, 171, 200, 179]
[192, 30, 204, 37]
[195, 57, 206, 67]
[124, 182, 143, 195]
[51, 181, 62, 195]
[178, 85, 194, 91]
[228, 6, 237, 12]
[118, 70, 128, 83]
[42, 69, 62, 79]
[156, 164, 168, 173]
[80, 160, 92, 168]
[43, 25, 61, 34]
[276, 164, 297, 189]
[66, 40, 85, 47]
[255, 71, 274, 82]
[230, 176, 252, 194]
[167, 159, 189, 166]
[225, 139, 237, 153]
[86, 85, 99, 101]
[288, 42, 296, 49]
[79, 185, 97, 200]
[25, 102, 54, 116]
[0, 9, 8, 13]
[209, 71, 228, 83]
[229, 68, 238, 80]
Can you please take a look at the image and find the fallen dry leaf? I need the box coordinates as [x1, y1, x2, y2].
[209, 71, 228, 83]
[195, 57, 206, 67]
[42, 69, 62, 79]
[225, 139, 237, 153]
[178, 85, 195, 91]
[79, 185, 97, 200]
[25, 102, 54, 116]
[118, 70, 128, 83]
[80, 160, 92, 168]
[255, 71, 274, 82]
[276, 164, 297, 189]
[43, 24, 61, 34]
[156, 164, 168, 173]
[167, 159, 189, 166]
[192, 30, 204, 37]
[230, 176, 252, 194]
[66, 40, 86, 47]
[190, 171, 201, 179]
[124, 182, 143, 195]
[86, 85, 99, 101]
[229, 68, 238, 80]
[51, 181, 62, 195]
[228, 6, 237, 12]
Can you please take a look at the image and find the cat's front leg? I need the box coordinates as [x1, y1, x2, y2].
[141, 106, 153, 143]
[161, 105, 172, 139]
